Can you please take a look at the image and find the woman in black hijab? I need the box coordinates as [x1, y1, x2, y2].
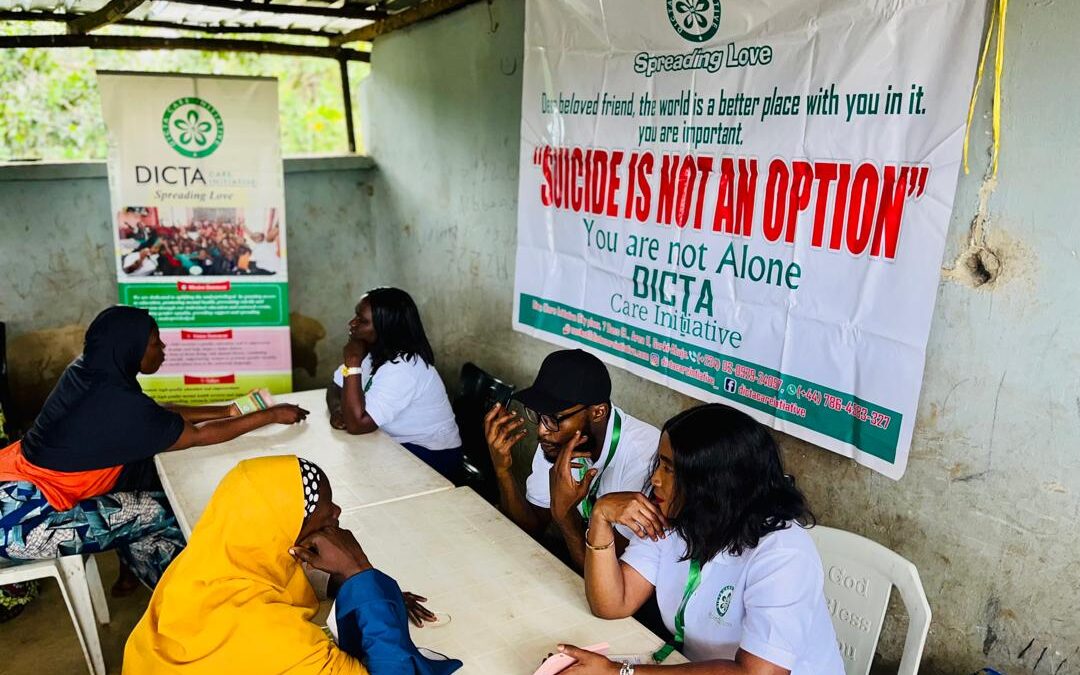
[0, 306, 309, 591]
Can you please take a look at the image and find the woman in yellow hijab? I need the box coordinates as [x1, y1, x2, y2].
[123, 455, 462, 674]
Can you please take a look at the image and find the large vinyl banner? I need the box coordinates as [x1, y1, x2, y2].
[100, 73, 292, 404]
[514, 1, 986, 478]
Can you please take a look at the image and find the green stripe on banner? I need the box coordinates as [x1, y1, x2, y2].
[139, 373, 292, 404]
[119, 282, 290, 328]
[518, 293, 902, 463]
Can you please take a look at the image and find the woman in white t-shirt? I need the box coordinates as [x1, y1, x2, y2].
[326, 287, 462, 480]
[560, 404, 844, 675]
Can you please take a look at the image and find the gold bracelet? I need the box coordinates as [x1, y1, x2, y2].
[585, 528, 615, 551]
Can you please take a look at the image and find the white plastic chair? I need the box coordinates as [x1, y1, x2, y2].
[808, 526, 931, 675]
[0, 554, 110, 675]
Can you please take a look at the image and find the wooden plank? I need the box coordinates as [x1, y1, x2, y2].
[339, 57, 357, 153]
[0, 10, 341, 37]
[162, 0, 386, 21]
[331, 0, 482, 45]
[67, 0, 146, 33]
[0, 33, 371, 60]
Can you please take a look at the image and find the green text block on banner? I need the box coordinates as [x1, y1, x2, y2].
[119, 282, 289, 328]
[519, 293, 901, 463]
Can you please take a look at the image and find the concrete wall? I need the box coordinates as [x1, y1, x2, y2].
[363, 1, 1080, 673]
[0, 156, 376, 422]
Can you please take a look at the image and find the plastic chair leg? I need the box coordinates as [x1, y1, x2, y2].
[57, 555, 107, 675]
[83, 554, 111, 625]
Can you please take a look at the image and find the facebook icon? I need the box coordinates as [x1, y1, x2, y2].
[724, 377, 737, 393]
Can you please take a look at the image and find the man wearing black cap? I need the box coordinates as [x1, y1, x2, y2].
[483, 349, 660, 570]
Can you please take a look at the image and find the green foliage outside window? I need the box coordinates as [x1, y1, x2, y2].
[0, 21, 369, 161]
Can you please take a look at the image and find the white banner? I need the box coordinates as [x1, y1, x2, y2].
[513, 0, 987, 479]
[100, 73, 292, 404]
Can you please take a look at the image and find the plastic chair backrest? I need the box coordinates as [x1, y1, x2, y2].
[807, 526, 931, 675]
[458, 362, 514, 410]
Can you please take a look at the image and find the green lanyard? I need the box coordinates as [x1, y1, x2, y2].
[652, 559, 703, 663]
[363, 377, 373, 393]
[577, 409, 622, 520]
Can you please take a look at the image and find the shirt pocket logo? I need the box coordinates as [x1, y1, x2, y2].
[715, 585, 735, 618]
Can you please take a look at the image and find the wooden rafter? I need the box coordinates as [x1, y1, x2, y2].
[0, 33, 371, 60]
[67, 0, 146, 33]
[331, 0, 482, 45]
[0, 11, 339, 37]
[161, 0, 386, 21]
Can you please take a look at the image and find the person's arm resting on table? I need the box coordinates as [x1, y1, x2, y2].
[327, 381, 344, 428]
[165, 403, 239, 423]
[340, 341, 379, 435]
[166, 403, 308, 451]
[557, 645, 789, 674]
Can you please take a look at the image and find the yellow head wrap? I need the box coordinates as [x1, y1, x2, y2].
[123, 455, 365, 675]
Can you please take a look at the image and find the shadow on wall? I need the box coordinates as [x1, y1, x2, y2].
[290, 312, 327, 382]
[8, 324, 85, 429]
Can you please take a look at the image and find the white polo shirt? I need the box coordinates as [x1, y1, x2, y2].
[525, 405, 659, 525]
[333, 354, 461, 451]
[248, 239, 280, 273]
[621, 525, 844, 673]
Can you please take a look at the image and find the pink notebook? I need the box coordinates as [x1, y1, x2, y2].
[533, 643, 610, 675]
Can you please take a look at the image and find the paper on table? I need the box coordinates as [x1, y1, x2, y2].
[532, 643, 610, 675]
[232, 388, 275, 415]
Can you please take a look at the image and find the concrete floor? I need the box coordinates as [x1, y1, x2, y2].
[0, 552, 149, 675]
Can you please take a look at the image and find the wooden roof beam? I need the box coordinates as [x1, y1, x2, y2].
[331, 0, 482, 45]
[0, 11, 341, 37]
[67, 0, 146, 33]
[0, 33, 371, 60]
[162, 0, 386, 21]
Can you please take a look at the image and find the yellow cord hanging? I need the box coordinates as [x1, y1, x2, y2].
[963, 0, 1008, 177]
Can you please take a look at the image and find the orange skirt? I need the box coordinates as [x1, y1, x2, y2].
[0, 441, 122, 511]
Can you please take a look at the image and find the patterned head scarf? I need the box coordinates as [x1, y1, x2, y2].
[298, 458, 326, 517]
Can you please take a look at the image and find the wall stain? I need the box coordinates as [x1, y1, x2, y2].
[1020, 638, 1037, 659]
[8, 324, 85, 426]
[983, 596, 1001, 655]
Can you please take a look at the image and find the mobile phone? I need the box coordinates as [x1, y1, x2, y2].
[488, 386, 514, 410]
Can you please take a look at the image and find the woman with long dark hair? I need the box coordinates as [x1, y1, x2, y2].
[327, 288, 461, 481]
[559, 403, 843, 674]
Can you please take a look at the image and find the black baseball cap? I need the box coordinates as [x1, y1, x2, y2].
[513, 349, 611, 416]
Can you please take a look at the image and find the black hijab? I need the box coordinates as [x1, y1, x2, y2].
[22, 306, 184, 472]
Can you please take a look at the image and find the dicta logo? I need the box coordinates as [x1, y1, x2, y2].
[667, 0, 722, 43]
[162, 97, 224, 159]
[715, 585, 734, 617]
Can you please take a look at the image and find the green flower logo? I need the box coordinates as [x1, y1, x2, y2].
[162, 97, 224, 158]
[667, 0, 722, 43]
[716, 585, 734, 617]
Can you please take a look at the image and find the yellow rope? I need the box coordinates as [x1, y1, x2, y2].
[963, 0, 1008, 177]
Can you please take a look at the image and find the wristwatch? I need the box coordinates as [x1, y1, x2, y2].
[619, 663, 635, 675]
[339, 365, 363, 379]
